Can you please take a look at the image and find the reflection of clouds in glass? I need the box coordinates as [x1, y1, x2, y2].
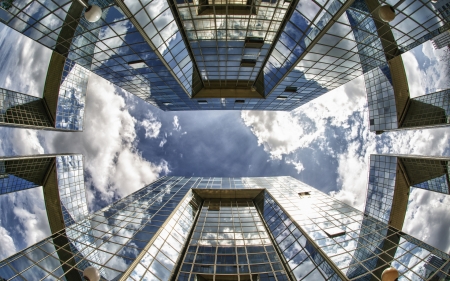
[94, 20, 130, 62]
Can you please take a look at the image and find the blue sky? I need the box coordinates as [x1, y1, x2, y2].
[0, 22, 449, 260]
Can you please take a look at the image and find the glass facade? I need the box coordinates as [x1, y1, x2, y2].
[401, 89, 450, 129]
[0, 88, 54, 129]
[2, 166, 450, 280]
[0, 155, 54, 194]
[176, 199, 289, 281]
[1, 0, 448, 112]
[365, 155, 450, 229]
[55, 59, 90, 131]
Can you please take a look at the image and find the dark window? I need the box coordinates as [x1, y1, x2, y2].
[245, 37, 264, 48]
[284, 86, 297, 92]
[240, 59, 257, 67]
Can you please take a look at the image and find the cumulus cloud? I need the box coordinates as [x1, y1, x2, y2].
[404, 41, 449, 98]
[0, 225, 17, 259]
[402, 51, 423, 98]
[242, 76, 367, 160]
[159, 133, 168, 148]
[172, 115, 181, 131]
[286, 158, 305, 174]
[140, 112, 161, 139]
[42, 74, 170, 205]
[420, 41, 449, 92]
[0, 187, 51, 256]
[403, 188, 450, 253]
[242, 73, 450, 213]
[0, 126, 45, 156]
[0, 24, 51, 97]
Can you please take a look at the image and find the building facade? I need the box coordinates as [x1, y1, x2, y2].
[1, 154, 450, 280]
[0, 0, 448, 113]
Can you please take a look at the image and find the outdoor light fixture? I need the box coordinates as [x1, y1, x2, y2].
[381, 267, 399, 281]
[76, 0, 102, 22]
[83, 266, 100, 281]
[431, 0, 438, 3]
[379, 5, 396, 22]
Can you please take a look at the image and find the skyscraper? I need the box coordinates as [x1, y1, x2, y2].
[1, 154, 449, 280]
[0, 0, 448, 113]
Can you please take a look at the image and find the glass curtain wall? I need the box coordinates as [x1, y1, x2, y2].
[176, 198, 290, 281]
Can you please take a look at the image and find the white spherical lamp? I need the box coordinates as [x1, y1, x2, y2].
[83, 266, 100, 281]
[381, 267, 399, 281]
[84, 5, 102, 22]
[379, 5, 396, 22]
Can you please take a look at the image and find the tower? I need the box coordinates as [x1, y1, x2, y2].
[0, 0, 448, 113]
[1, 154, 450, 280]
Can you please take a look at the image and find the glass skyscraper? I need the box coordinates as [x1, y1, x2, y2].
[0, 0, 448, 114]
[1, 154, 450, 280]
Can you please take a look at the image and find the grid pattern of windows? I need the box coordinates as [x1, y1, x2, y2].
[56, 155, 89, 225]
[0, 0, 75, 50]
[365, 65, 398, 131]
[121, 191, 201, 281]
[262, 0, 346, 95]
[177, 199, 289, 281]
[0, 177, 200, 280]
[0, 157, 54, 195]
[0, 234, 74, 280]
[72, 1, 191, 107]
[246, 176, 450, 280]
[388, 0, 447, 50]
[365, 155, 397, 223]
[402, 89, 450, 129]
[267, 12, 365, 110]
[345, 216, 450, 281]
[263, 0, 448, 110]
[413, 175, 449, 195]
[2, 176, 450, 280]
[0, 88, 53, 128]
[0, 0, 194, 110]
[255, 191, 343, 281]
[56, 60, 90, 131]
[399, 156, 450, 195]
[122, 0, 196, 95]
[174, 0, 290, 86]
[346, 0, 387, 73]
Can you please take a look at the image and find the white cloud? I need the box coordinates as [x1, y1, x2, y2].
[0, 225, 17, 260]
[241, 76, 367, 160]
[42, 74, 170, 203]
[159, 133, 167, 147]
[404, 41, 449, 97]
[402, 51, 423, 98]
[286, 159, 305, 174]
[242, 74, 450, 213]
[140, 112, 161, 139]
[172, 115, 181, 131]
[403, 188, 450, 253]
[0, 127, 45, 156]
[0, 25, 51, 97]
[93, 20, 128, 62]
[1, 187, 52, 253]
